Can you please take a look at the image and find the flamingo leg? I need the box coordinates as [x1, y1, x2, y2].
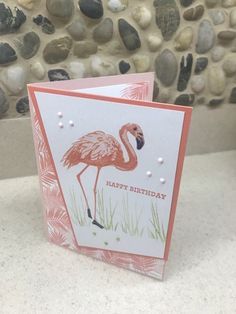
[93, 167, 101, 220]
[76, 165, 90, 217]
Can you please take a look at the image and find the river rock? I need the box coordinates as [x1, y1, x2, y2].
[191, 75, 205, 93]
[222, 55, 236, 76]
[147, 34, 162, 52]
[91, 56, 117, 76]
[0, 88, 9, 115]
[0, 3, 26, 34]
[66, 19, 86, 41]
[229, 87, 236, 103]
[175, 27, 193, 51]
[33, 15, 55, 34]
[155, 49, 178, 86]
[79, 0, 103, 19]
[194, 57, 208, 74]
[180, 0, 194, 7]
[16, 32, 40, 59]
[183, 5, 204, 21]
[0, 43, 17, 65]
[16, 96, 29, 114]
[230, 8, 236, 28]
[205, 0, 219, 7]
[30, 61, 46, 79]
[208, 98, 224, 106]
[157, 88, 171, 103]
[132, 6, 152, 29]
[48, 69, 70, 81]
[43, 37, 72, 64]
[154, 0, 180, 41]
[218, 30, 236, 41]
[222, 0, 236, 7]
[93, 18, 113, 43]
[211, 46, 225, 62]
[208, 67, 226, 96]
[73, 41, 97, 58]
[17, 0, 38, 10]
[119, 60, 130, 74]
[177, 54, 193, 92]
[132, 55, 150, 73]
[196, 20, 215, 54]
[175, 94, 195, 106]
[0, 65, 27, 95]
[209, 10, 225, 25]
[107, 0, 128, 13]
[118, 19, 141, 51]
[108, 40, 124, 55]
[67, 61, 85, 78]
[46, 0, 74, 20]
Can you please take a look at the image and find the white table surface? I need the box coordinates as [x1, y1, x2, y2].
[0, 151, 236, 314]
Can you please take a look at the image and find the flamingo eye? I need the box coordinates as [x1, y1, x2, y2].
[133, 127, 137, 131]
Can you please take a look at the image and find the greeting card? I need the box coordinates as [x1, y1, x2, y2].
[28, 73, 192, 280]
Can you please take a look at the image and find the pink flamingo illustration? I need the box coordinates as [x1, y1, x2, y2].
[61, 123, 144, 229]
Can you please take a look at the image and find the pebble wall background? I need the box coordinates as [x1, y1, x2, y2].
[0, 0, 236, 119]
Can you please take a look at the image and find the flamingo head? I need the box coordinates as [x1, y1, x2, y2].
[126, 123, 145, 150]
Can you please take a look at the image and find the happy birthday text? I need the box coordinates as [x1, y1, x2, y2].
[106, 180, 167, 200]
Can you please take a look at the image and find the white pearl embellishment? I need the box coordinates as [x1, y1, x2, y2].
[69, 120, 74, 127]
[158, 157, 164, 164]
[146, 171, 152, 177]
[58, 122, 64, 128]
[160, 178, 166, 184]
[57, 112, 63, 118]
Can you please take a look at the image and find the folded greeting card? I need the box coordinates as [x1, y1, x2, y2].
[28, 73, 192, 280]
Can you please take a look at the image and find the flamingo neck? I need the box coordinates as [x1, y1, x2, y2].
[116, 126, 137, 171]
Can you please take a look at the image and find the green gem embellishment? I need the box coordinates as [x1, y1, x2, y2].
[104, 241, 108, 246]
[116, 237, 120, 242]
[92, 232, 96, 236]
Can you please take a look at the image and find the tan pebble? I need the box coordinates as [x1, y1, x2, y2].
[132, 55, 150, 73]
[208, 67, 226, 96]
[146, 34, 162, 52]
[175, 27, 193, 51]
[132, 6, 152, 29]
[30, 61, 45, 79]
[230, 8, 236, 28]
[17, 0, 38, 10]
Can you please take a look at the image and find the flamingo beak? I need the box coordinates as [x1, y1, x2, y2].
[136, 133, 144, 150]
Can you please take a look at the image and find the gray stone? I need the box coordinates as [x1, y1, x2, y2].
[175, 94, 195, 106]
[180, 0, 194, 7]
[175, 27, 193, 51]
[78, 0, 103, 19]
[93, 18, 113, 43]
[48, 69, 70, 81]
[155, 49, 178, 86]
[0, 43, 17, 65]
[66, 19, 86, 41]
[218, 30, 236, 41]
[0, 65, 27, 95]
[177, 54, 193, 92]
[222, 0, 236, 7]
[196, 20, 215, 54]
[211, 46, 225, 62]
[208, 67, 226, 96]
[0, 87, 9, 116]
[43, 37, 72, 64]
[208, 98, 224, 106]
[16, 96, 29, 114]
[33, 15, 55, 34]
[153, 81, 159, 101]
[194, 57, 208, 74]
[183, 5, 204, 21]
[157, 88, 171, 103]
[46, 0, 74, 19]
[16, 32, 40, 59]
[0, 3, 26, 34]
[209, 10, 225, 25]
[222, 55, 236, 76]
[154, 0, 180, 41]
[119, 60, 130, 74]
[229, 87, 236, 103]
[191, 76, 205, 93]
[118, 19, 141, 51]
[205, 0, 219, 7]
[73, 41, 98, 58]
